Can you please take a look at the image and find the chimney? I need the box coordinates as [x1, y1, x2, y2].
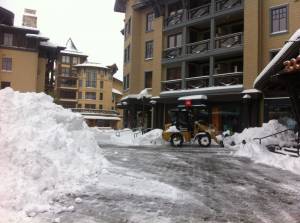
[22, 8, 37, 28]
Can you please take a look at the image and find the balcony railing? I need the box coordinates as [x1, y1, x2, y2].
[215, 32, 243, 49]
[161, 79, 182, 91]
[164, 46, 183, 60]
[60, 83, 77, 89]
[71, 108, 119, 115]
[213, 72, 243, 86]
[165, 10, 185, 27]
[165, 0, 243, 28]
[215, 0, 243, 12]
[186, 76, 210, 89]
[163, 32, 243, 60]
[186, 40, 210, 56]
[60, 73, 78, 78]
[188, 4, 211, 20]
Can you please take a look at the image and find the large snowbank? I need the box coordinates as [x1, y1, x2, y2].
[226, 120, 300, 175]
[0, 88, 106, 221]
[0, 88, 186, 222]
[93, 128, 166, 146]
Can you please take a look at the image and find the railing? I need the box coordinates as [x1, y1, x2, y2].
[60, 84, 77, 88]
[213, 72, 243, 86]
[215, 32, 243, 49]
[163, 46, 183, 60]
[71, 108, 120, 115]
[215, 0, 243, 12]
[165, 10, 185, 27]
[161, 79, 182, 91]
[60, 73, 77, 78]
[186, 40, 210, 56]
[188, 4, 211, 20]
[185, 76, 210, 89]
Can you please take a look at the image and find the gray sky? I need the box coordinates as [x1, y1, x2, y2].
[1, 0, 125, 80]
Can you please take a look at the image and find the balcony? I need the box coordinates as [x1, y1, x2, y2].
[213, 72, 243, 86]
[215, 0, 243, 12]
[186, 76, 210, 89]
[59, 73, 78, 78]
[215, 32, 243, 49]
[163, 46, 183, 60]
[188, 4, 210, 21]
[161, 79, 182, 91]
[163, 32, 243, 62]
[186, 40, 210, 56]
[59, 83, 77, 89]
[164, 0, 243, 29]
[71, 108, 120, 116]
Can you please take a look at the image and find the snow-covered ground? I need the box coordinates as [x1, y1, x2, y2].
[225, 120, 300, 175]
[0, 88, 185, 222]
[92, 128, 166, 146]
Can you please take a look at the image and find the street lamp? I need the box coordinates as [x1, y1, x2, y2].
[242, 94, 252, 128]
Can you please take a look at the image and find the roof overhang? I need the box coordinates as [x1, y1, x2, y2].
[114, 0, 126, 13]
[0, 7, 14, 26]
[254, 29, 300, 91]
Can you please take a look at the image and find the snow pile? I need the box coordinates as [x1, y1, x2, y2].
[226, 120, 300, 175]
[0, 88, 106, 220]
[225, 120, 295, 147]
[93, 128, 165, 146]
[166, 125, 180, 133]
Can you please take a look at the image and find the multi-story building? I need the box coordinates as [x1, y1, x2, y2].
[56, 40, 123, 128]
[0, 7, 62, 93]
[114, 0, 300, 132]
[55, 38, 88, 108]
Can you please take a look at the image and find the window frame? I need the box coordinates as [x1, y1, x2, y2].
[270, 4, 289, 35]
[86, 70, 97, 88]
[3, 33, 13, 46]
[167, 33, 182, 48]
[85, 92, 96, 100]
[99, 92, 103, 100]
[2, 57, 12, 72]
[0, 81, 11, 89]
[62, 55, 70, 64]
[145, 40, 154, 59]
[146, 12, 154, 32]
[144, 71, 153, 88]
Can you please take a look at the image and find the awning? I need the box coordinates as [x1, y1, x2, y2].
[254, 29, 300, 90]
[83, 115, 121, 121]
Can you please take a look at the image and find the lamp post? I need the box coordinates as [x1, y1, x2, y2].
[243, 94, 252, 128]
[150, 100, 157, 129]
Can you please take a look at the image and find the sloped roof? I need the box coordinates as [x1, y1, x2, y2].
[60, 38, 88, 57]
[0, 7, 14, 26]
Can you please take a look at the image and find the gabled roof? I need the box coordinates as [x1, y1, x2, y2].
[60, 38, 88, 57]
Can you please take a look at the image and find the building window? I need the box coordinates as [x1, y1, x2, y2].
[124, 45, 131, 64]
[0, 81, 11, 89]
[100, 80, 104, 88]
[78, 92, 82, 99]
[85, 104, 96, 109]
[123, 74, 130, 90]
[145, 71, 153, 88]
[62, 55, 70, 64]
[271, 6, 288, 34]
[167, 67, 181, 80]
[79, 80, 83, 87]
[168, 33, 182, 48]
[72, 57, 79, 64]
[99, 104, 103, 109]
[145, 41, 154, 59]
[86, 92, 96, 100]
[125, 18, 131, 38]
[86, 70, 97, 87]
[2, 57, 12, 71]
[3, 33, 13, 46]
[146, 12, 154, 32]
[61, 67, 70, 76]
[99, 93, 103, 100]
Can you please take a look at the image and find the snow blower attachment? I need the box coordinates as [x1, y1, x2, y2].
[162, 95, 222, 147]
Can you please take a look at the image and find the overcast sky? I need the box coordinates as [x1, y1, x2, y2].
[1, 0, 125, 80]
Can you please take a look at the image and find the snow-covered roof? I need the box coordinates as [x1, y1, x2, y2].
[26, 33, 49, 40]
[254, 29, 300, 90]
[160, 85, 243, 98]
[83, 115, 121, 121]
[60, 38, 88, 56]
[112, 88, 123, 95]
[137, 88, 152, 99]
[242, 89, 262, 94]
[75, 62, 109, 69]
[40, 41, 65, 49]
[178, 95, 208, 101]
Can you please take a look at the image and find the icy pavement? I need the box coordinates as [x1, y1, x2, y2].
[38, 145, 300, 223]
